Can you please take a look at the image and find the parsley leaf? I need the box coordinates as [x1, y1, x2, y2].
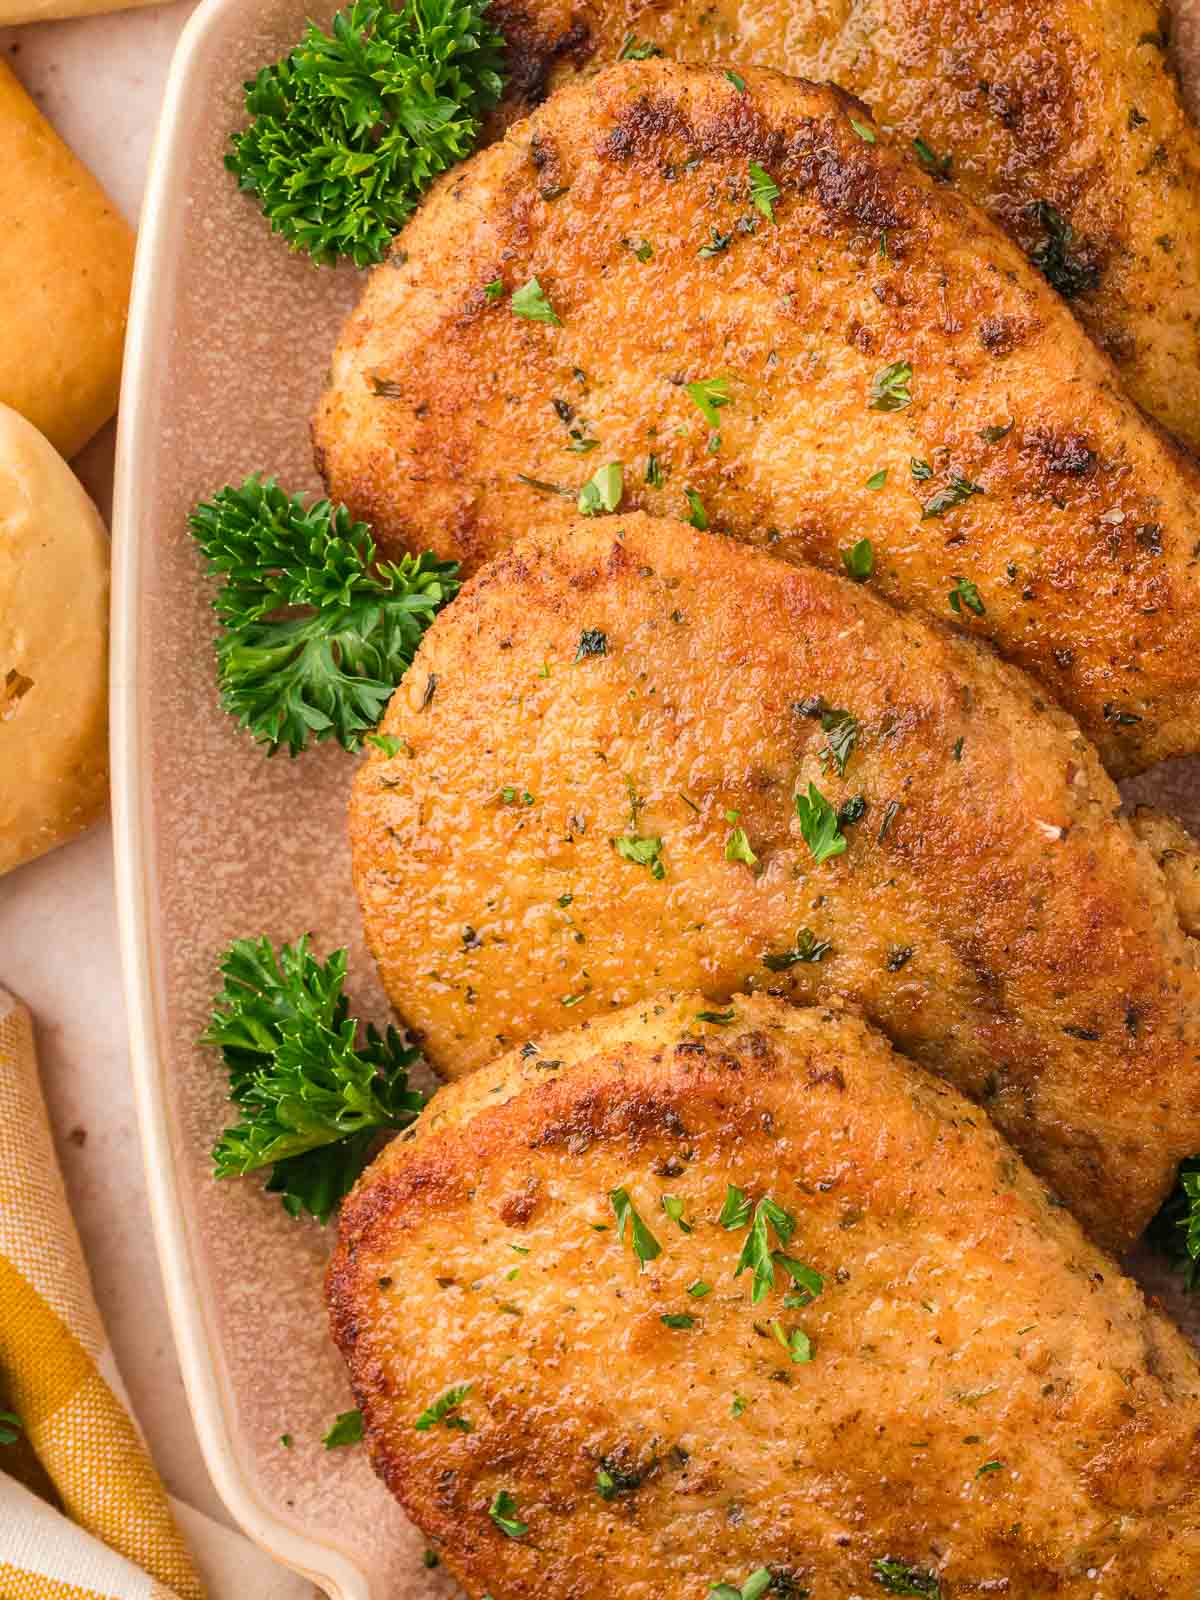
[662, 1194, 693, 1232]
[840, 538, 875, 581]
[948, 576, 985, 616]
[725, 69, 746, 91]
[748, 163, 780, 222]
[661, 1312, 696, 1329]
[1027, 199, 1100, 301]
[725, 822, 758, 867]
[734, 1195, 817, 1304]
[873, 1558, 942, 1597]
[869, 360, 913, 411]
[415, 1383, 474, 1433]
[489, 1489, 528, 1538]
[910, 457, 932, 480]
[575, 628, 608, 660]
[685, 488, 709, 529]
[699, 226, 733, 257]
[912, 136, 951, 178]
[511, 276, 561, 324]
[484, 278, 504, 299]
[610, 1186, 663, 1263]
[794, 782, 848, 864]
[1149, 1156, 1200, 1287]
[613, 833, 666, 879]
[921, 474, 984, 519]
[865, 468, 887, 489]
[762, 928, 831, 970]
[695, 1008, 736, 1024]
[819, 707, 858, 776]
[578, 460, 624, 515]
[770, 1319, 813, 1363]
[323, 1409, 364, 1448]
[711, 1569, 773, 1600]
[850, 118, 876, 143]
[0, 1411, 22, 1446]
[618, 33, 661, 57]
[189, 477, 460, 756]
[202, 936, 424, 1222]
[225, 0, 505, 267]
[718, 1183, 754, 1230]
[686, 376, 731, 427]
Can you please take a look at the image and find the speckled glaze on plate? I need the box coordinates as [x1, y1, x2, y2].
[110, 0, 1200, 1594]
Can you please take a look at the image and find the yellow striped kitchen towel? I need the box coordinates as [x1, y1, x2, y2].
[0, 985, 205, 1600]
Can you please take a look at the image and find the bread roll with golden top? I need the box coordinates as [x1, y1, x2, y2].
[0, 404, 108, 876]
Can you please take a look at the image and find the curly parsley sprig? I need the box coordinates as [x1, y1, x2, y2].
[190, 475, 459, 756]
[227, 0, 506, 265]
[202, 935, 425, 1222]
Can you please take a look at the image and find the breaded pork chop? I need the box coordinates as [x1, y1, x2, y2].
[349, 513, 1200, 1252]
[315, 61, 1200, 776]
[329, 994, 1200, 1599]
[481, 0, 1200, 453]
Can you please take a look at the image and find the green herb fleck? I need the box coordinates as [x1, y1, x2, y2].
[610, 1186, 663, 1264]
[662, 1194, 693, 1232]
[511, 276, 561, 325]
[771, 1319, 813, 1363]
[689, 1279, 713, 1297]
[922, 474, 984, 519]
[840, 538, 875, 581]
[948, 576, 985, 616]
[0, 1412, 22, 1446]
[613, 833, 665, 879]
[578, 460, 624, 516]
[685, 489, 709, 530]
[912, 136, 951, 178]
[686, 376, 731, 427]
[873, 1557, 942, 1597]
[718, 1183, 754, 1230]
[869, 360, 913, 412]
[489, 1489, 528, 1538]
[731, 1394, 748, 1417]
[575, 628, 608, 660]
[725, 69, 746, 91]
[762, 928, 831, 970]
[795, 783, 847, 865]
[619, 33, 662, 57]
[661, 1312, 696, 1329]
[865, 468, 887, 490]
[415, 1383, 473, 1433]
[323, 1409, 364, 1449]
[725, 823, 758, 867]
[910, 458, 932, 481]
[695, 1008, 736, 1025]
[646, 453, 665, 487]
[850, 118, 876, 143]
[748, 163, 780, 222]
[366, 734, 405, 757]
[1028, 199, 1099, 301]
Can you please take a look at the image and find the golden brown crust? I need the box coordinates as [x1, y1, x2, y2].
[484, 0, 1200, 452]
[348, 511, 1200, 1252]
[1130, 805, 1200, 938]
[315, 60, 1200, 775]
[328, 994, 1200, 1599]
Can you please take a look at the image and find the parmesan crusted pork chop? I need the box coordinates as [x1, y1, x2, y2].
[478, 0, 1200, 454]
[328, 994, 1200, 1599]
[348, 512, 1200, 1253]
[314, 61, 1200, 776]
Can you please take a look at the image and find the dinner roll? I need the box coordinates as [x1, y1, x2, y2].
[0, 404, 108, 877]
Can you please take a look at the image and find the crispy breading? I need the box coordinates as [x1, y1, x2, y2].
[315, 61, 1200, 775]
[479, 0, 1200, 452]
[328, 994, 1200, 1600]
[1131, 806, 1200, 937]
[348, 512, 1200, 1251]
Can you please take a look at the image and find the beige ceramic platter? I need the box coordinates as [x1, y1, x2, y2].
[111, 0, 1200, 1595]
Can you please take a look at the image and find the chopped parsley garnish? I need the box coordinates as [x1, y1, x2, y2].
[627, 237, 653, 262]
[1149, 1158, 1200, 1286]
[224, 0, 505, 267]
[365, 734, 405, 757]
[700, 225, 739, 256]
[578, 461, 624, 516]
[618, 32, 662, 57]
[872, 1557, 942, 1597]
[850, 118, 876, 143]
[819, 707, 858, 776]
[910, 457, 932, 480]
[613, 833, 666, 879]
[415, 1383, 474, 1433]
[733, 1195, 822, 1304]
[1027, 199, 1100, 301]
[912, 136, 951, 178]
[596, 1461, 647, 1499]
[711, 1569, 773, 1600]
[841, 537, 875, 581]
[795, 782, 848, 864]
[489, 1489, 528, 1538]
[979, 420, 1012, 444]
[510, 276, 561, 325]
[748, 163, 780, 223]
[725, 69, 746, 91]
[869, 360, 913, 412]
[610, 1186, 663, 1264]
[771, 1320, 813, 1363]
[685, 488, 709, 529]
[323, 1409, 364, 1448]
[838, 794, 866, 826]
[575, 628, 608, 660]
[661, 1312, 696, 1329]
[762, 928, 831, 970]
[0, 1411, 22, 1446]
[865, 468, 887, 489]
[725, 819, 758, 867]
[719, 1184, 755, 1229]
[921, 474, 984, 519]
[686, 376, 731, 427]
[976, 1459, 1005, 1476]
[948, 576, 985, 616]
[484, 278, 504, 299]
[695, 1008, 736, 1025]
[646, 453, 665, 487]
[731, 1394, 748, 1417]
[688, 1279, 713, 1297]
[662, 1194, 693, 1231]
